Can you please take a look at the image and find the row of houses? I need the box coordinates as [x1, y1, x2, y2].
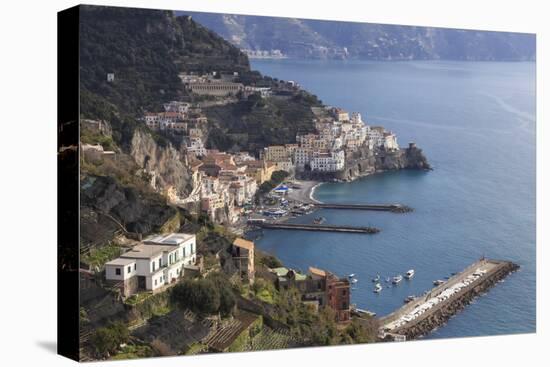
[186, 150, 278, 223]
[260, 108, 399, 173]
[269, 266, 351, 324]
[143, 101, 207, 133]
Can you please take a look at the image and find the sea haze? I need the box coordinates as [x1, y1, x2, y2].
[251, 59, 536, 339]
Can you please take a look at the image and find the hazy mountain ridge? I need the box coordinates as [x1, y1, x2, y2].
[183, 12, 535, 61]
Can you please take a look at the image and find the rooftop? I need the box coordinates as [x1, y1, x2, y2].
[309, 266, 326, 277]
[120, 243, 176, 259]
[105, 258, 135, 266]
[233, 238, 254, 251]
[144, 233, 195, 246]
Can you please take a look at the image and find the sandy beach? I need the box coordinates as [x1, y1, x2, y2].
[287, 180, 323, 204]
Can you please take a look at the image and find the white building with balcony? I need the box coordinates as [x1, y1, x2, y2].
[105, 233, 197, 297]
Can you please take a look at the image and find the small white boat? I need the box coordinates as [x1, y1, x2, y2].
[351, 278, 359, 284]
[373, 283, 382, 293]
[433, 279, 445, 286]
[392, 275, 403, 284]
[404, 295, 416, 303]
[405, 269, 415, 279]
[348, 273, 356, 278]
[372, 274, 380, 282]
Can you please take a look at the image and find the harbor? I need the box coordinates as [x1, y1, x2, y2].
[377, 259, 519, 341]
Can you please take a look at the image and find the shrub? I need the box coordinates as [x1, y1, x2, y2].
[90, 321, 129, 357]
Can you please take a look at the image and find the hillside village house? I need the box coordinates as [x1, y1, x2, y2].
[271, 266, 351, 324]
[231, 238, 255, 284]
[105, 233, 197, 297]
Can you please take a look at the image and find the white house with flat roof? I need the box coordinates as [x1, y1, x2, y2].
[105, 233, 197, 297]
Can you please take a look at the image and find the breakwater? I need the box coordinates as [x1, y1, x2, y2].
[258, 222, 380, 234]
[314, 203, 413, 213]
[379, 259, 519, 341]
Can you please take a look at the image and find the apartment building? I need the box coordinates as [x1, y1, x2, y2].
[105, 233, 197, 297]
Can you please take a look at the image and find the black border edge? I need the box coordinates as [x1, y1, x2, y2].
[58, 4, 81, 362]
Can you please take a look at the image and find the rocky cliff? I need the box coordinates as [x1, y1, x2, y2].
[80, 175, 178, 235]
[297, 144, 431, 182]
[130, 129, 193, 199]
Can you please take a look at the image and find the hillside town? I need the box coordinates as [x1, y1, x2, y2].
[136, 71, 399, 226]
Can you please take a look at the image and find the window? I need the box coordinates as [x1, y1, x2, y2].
[127, 266, 131, 274]
[159, 258, 162, 267]
[115, 268, 121, 275]
[183, 248, 186, 257]
[154, 279, 157, 286]
[152, 262, 156, 272]
[134, 263, 136, 270]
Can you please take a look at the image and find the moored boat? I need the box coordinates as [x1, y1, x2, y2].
[392, 275, 403, 284]
[404, 295, 415, 303]
[373, 283, 382, 293]
[405, 269, 415, 279]
[372, 274, 380, 282]
[433, 279, 445, 286]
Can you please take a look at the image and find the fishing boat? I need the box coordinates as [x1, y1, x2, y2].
[373, 283, 382, 293]
[392, 275, 403, 284]
[313, 216, 326, 225]
[405, 269, 415, 279]
[433, 279, 445, 286]
[372, 274, 380, 282]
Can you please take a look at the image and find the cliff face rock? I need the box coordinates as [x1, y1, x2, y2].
[130, 129, 193, 199]
[81, 175, 178, 234]
[297, 145, 431, 182]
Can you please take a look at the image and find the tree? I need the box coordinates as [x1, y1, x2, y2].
[90, 321, 129, 358]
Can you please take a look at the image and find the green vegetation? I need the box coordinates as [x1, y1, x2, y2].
[258, 170, 289, 195]
[204, 92, 321, 153]
[124, 292, 154, 306]
[81, 125, 115, 150]
[90, 321, 129, 358]
[111, 344, 154, 360]
[79, 5, 250, 149]
[252, 278, 277, 304]
[257, 252, 283, 269]
[171, 273, 236, 316]
[81, 243, 121, 268]
[227, 316, 263, 352]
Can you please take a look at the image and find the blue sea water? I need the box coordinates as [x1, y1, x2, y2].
[250, 59, 536, 339]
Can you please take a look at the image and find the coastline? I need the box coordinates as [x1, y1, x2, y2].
[286, 180, 323, 204]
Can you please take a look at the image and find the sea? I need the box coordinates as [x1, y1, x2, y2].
[250, 59, 536, 339]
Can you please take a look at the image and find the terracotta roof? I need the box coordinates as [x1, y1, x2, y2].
[233, 238, 254, 250]
[309, 266, 326, 277]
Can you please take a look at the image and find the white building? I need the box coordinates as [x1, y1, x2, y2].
[310, 150, 345, 172]
[105, 233, 197, 297]
[294, 147, 313, 170]
[383, 132, 399, 151]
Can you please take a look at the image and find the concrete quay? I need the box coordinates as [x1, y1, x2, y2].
[258, 222, 380, 234]
[378, 258, 519, 341]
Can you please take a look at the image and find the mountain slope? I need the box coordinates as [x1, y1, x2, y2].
[183, 12, 535, 61]
[80, 5, 251, 147]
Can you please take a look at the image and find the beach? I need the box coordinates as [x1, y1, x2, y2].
[287, 180, 322, 204]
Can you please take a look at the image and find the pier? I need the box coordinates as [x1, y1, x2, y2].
[257, 222, 380, 234]
[314, 203, 413, 213]
[378, 259, 519, 341]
